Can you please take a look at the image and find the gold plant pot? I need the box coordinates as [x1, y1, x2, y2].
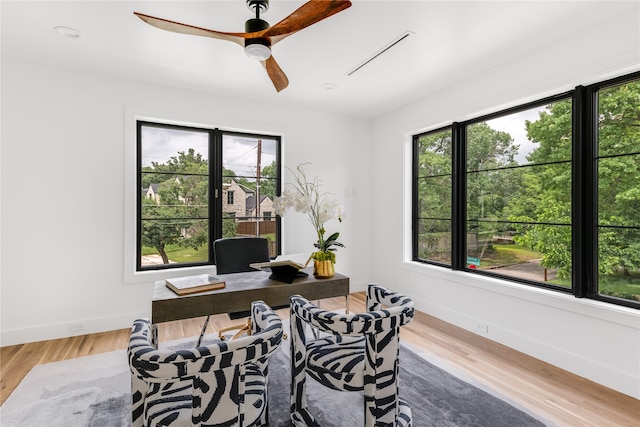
[313, 260, 335, 279]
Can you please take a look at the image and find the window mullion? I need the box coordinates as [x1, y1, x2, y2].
[411, 135, 420, 261]
[451, 122, 466, 270]
[572, 86, 598, 297]
[212, 129, 223, 243]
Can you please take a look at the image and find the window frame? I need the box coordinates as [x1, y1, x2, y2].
[136, 121, 281, 273]
[411, 71, 640, 310]
[584, 73, 640, 307]
[412, 125, 454, 268]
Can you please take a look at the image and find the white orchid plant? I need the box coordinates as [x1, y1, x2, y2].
[273, 164, 345, 263]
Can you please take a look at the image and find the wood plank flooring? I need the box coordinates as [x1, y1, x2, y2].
[1, 293, 638, 426]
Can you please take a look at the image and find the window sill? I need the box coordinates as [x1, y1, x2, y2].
[402, 260, 639, 328]
[124, 265, 217, 285]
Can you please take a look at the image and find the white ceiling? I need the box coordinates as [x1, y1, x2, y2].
[2, 1, 639, 119]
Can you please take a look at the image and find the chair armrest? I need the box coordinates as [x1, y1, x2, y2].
[290, 294, 414, 336]
[128, 308, 283, 382]
[366, 284, 415, 312]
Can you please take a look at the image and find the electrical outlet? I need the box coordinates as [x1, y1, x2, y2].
[477, 323, 489, 334]
[69, 322, 84, 332]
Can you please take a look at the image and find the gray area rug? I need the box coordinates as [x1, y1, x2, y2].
[0, 333, 551, 426]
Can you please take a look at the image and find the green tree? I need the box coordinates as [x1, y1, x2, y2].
[417, 125, 522, 262]
[509, 82, 640, 281]
[415, 131, 453, 260]
[260, 161, 278, 200]
[595, 81, 640, 278]
[507, 100, 573, 278]
[466, 122, 521, 232]
[141, 149, 209, 264]
[222, 166, 238, 185]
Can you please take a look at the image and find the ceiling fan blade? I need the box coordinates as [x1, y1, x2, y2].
[134, 12, 247, 46]
[263, 0, 352, 43]
[262, 56, 289, 92]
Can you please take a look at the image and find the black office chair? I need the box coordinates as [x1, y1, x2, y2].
[214, 236, 270, 274]
[197, 237, 271, 345]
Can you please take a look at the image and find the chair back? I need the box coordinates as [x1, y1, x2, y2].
[290, 284, 414, 427]
[128, 301, 283, 427]
[214, 237, 270, 274]
[290, 284, 414, 337]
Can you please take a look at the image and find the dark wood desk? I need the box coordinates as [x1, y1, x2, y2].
[152, 268, 350, 323]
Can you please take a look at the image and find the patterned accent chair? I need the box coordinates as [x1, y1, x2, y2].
[290, 284, 415, 427]
[128, 301, 283, 427]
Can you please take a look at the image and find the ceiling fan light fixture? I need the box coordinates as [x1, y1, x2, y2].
[245, 38, 271, 61]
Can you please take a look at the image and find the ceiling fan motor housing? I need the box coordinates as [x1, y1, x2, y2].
[245, 17, 269, 33]
[245, 18, 271, 51]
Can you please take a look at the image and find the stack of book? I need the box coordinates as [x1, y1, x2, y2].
[165, 274, 225, 295]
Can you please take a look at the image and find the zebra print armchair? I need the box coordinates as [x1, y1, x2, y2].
[128, 301, 283, 427]
[290, 284, 415, 427]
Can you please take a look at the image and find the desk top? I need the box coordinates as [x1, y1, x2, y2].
[152, 268, 349, 323]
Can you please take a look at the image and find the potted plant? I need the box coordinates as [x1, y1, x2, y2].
[311, 229, 344, 278]
[273, 164, 345, 278]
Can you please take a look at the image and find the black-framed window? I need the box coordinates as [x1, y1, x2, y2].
[221, 132, 280, 257]
[413, 128, 453, 266]
[412, 71, 639, 309]
[594, 77, 640, 304]
[137, 122, 281, 271]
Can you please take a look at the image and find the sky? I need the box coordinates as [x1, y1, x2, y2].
[140, 126, 277, 176]
[140, 126, 208, 167]
[141, 106, 546, 173]
[222, 135, 277, 177]
[485, 105, 547, 164]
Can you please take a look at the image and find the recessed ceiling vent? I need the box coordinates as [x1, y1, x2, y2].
[346, 30, 414, 76]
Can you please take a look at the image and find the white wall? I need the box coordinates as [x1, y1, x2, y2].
[370, 14, 640, 399]
[2, 6, 639, 401]
[0, 58, 372, 346]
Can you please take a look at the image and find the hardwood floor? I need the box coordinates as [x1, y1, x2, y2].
[1, 293, 638, 426]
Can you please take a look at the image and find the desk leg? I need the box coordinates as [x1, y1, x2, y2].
[345, 294, 349, 314]
[197, 315, 211, 347]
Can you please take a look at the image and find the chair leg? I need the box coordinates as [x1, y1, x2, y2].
[197, 315, 211, 347]
[290, 314, 320, 427]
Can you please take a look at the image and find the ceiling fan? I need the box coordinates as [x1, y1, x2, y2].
[134, 0, 352, 92]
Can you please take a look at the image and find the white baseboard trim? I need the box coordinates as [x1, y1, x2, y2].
[0, 311, 148, 347]
[414, 296, 640, 400]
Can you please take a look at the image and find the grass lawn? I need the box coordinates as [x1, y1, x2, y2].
[599, 274, 640, 300]
[142, 244, 209, 263]
[475, 244, 542, 268]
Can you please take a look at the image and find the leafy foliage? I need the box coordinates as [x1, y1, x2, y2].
[313, 230, 345, 262]
[415, 131, 453, 259]
[141, 149, 209, 264]
[417, 79, 640, 300]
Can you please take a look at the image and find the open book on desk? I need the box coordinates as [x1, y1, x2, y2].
[250, 253, 311, 283]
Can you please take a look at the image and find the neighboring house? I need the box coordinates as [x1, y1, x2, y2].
[144, 178, 273, 221]
[245, 194, 274, 220]
[144, 178, 187, 204]
[222, 179, 274, 220]
[145, 183, 160, 203]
